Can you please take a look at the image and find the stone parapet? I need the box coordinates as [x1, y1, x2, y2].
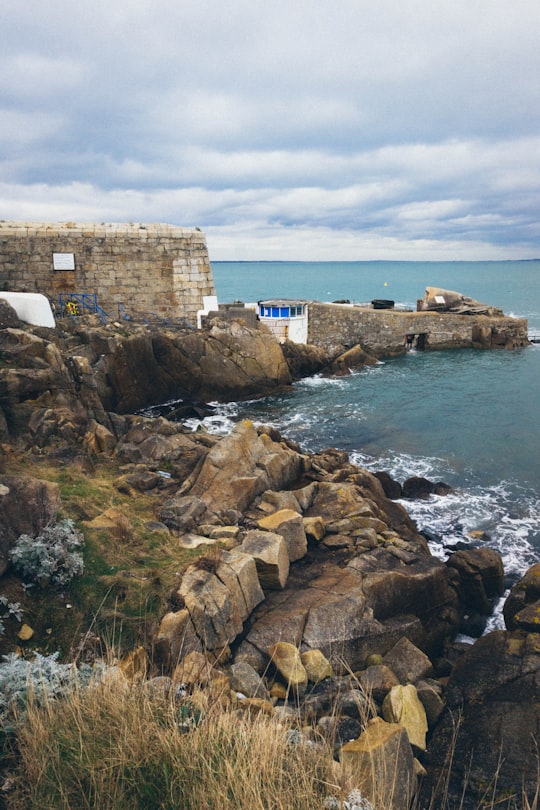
[0, 221, 215, 325]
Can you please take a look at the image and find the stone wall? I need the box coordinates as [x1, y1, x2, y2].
[0, 221, 215, 325]
[307, 302, 529, 355]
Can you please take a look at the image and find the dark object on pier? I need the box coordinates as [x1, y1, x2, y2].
[371, 299, 395, 310]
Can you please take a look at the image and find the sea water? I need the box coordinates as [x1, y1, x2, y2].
[194, 260, 540, 629]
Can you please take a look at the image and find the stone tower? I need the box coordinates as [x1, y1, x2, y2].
[0, 221, 216, 325]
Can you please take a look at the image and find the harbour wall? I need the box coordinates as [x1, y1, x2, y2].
[307, 302, 529, 355]
[0, 221, 215, 325]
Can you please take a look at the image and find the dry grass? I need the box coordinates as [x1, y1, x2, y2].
[6, 674, 333, 810]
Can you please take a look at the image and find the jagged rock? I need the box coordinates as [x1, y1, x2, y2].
[340, 717, 415, 810]
[382, 637, 434, 684]
[158, 495, 209, 533]
[373, 470, 402, 499]
[257, 508, 307, 562]
[164, 550, 264, 658]
[188, 422, 303, 518]
[177, 565, 242, 650]
[418, 287, 503, 316]
[446, 547, 505, 616]
[0, 474, 61, 575]
[419, 630, 540, 809]
[114, 417, 209, 479]
[382, 684, 428, 751]
[503, 563, 540, 630]
[214, 550, 265, 622]
[402, 476, 453, 499]
[0, 299, 23, 328]
[240, 530, 290, 590]
[349, 547, 460, 656]
[154, 609, 203, 668]
[267, 641, 308, 695]
[328, 344, 378, 375]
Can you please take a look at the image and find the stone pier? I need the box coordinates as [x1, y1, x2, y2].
[307, 302, 529, 355]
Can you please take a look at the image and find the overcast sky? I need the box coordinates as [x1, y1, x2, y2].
[1, 0, 540, 260]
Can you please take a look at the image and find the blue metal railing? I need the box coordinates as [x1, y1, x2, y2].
[59, 293, 110, 323]
[58, 293, 193, 329]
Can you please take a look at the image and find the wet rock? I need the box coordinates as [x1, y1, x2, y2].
[446, 547, 504, 616]
[402, 476, 453, 499]
[373, 470, 402, 500]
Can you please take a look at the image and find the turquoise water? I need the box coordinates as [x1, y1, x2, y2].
[202, 261, 540, 613]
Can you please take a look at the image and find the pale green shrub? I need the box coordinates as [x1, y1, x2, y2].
[8, 518, 84, 587]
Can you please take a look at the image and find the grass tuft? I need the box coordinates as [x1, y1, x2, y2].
[7, 674, 332, 810]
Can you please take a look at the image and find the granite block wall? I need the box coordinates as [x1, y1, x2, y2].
[0, 221, 215, 325]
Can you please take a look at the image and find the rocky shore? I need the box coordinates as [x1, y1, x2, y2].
[0, 303, 538, 809]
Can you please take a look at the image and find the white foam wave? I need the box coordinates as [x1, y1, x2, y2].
[351, 450, 451, 482]
[184, 401, 239, 435]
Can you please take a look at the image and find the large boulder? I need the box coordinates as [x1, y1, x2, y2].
[188, 422, 304, 518]
[417, 287, 503, 316]
[446, 547, 505, 616]
[419, 630, 540, 809]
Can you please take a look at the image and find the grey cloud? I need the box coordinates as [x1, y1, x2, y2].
[1, 0, 540, 258]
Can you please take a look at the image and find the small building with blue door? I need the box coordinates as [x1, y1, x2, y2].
[258, 299, 309, 343]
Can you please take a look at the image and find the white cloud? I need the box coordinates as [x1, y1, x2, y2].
[1, 0, 540, 258]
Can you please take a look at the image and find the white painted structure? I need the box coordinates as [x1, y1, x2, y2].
[258, 299, 309, 343]
[0, 292, 56, 327]
[196, 295, 219, 329]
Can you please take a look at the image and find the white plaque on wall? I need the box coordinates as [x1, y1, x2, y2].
[53, 252, 75, 271]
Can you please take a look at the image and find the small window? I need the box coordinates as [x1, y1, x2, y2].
[271, 307, 279, 317]
[280, 307, 289, 317]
